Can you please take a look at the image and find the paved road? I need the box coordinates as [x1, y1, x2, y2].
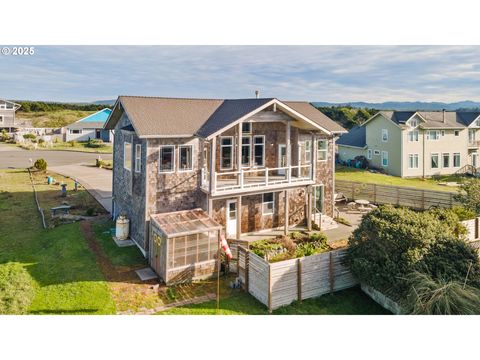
[0, 144, 113, 213]
[0, 144, 112, 169]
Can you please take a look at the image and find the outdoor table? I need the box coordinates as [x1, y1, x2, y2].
[355, 199, 370, 206]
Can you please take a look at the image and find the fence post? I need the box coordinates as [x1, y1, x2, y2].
[297, 258, 302, 302]
[245, 250, 250, 292]
[268, 264, 272, 313]
[329, 252, 334, 294]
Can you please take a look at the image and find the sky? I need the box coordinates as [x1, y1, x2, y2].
[1, 46, 480, 103]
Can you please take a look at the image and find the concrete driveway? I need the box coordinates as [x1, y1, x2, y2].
[0, 144, 113, 213]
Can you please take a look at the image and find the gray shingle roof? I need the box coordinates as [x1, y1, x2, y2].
[105, 96, 345, 138]
[67, 121, 105, 130]
[378, 110, 477, 129]
[337, 126, 366, 148]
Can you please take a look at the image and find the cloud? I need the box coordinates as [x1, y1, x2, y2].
[1, 45, 480, 102]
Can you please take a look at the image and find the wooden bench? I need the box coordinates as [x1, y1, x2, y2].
[51, 205, 71, 217]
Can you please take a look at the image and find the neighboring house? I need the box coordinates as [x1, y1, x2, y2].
[0, 99, 21, 132]
[104, 96, 346, 284]
[64, 108, 113, 142]
[337, 110, 480, 177]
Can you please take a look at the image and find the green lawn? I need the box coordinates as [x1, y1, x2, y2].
[158, 287, 390, 315]
[336, 165, 462, 192]
[19, 141, 112, 154]
[0, 169, 116, 314]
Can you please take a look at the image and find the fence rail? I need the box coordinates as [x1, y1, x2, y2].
[335, 180, 458, 210]
[237, 246, 358, 312]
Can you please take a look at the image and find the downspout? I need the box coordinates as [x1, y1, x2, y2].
[422, 130, 426, 179]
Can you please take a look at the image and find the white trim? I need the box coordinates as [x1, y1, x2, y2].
[220, 136, 234, 170]
[316, 138, 328, 162]
[361, 112, 403, 129]
[178, 144, 194, 172]
[252, 135, 266, 167]
[408, 153, 419, 169]
[381, 129, 389, 142]
[123, 142, 132, 171]
[158, 145, 176, 173]
[467, 115, 480, 128]
[134, 143, 142, 173]
[241, 135, 252, 167]
[262, 192, 274, 216]
[407, 129, 419, 142]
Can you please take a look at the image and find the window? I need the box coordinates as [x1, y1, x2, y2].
[453, 153, 461, 168]
[69, 129, 82, 134]
[134, 144, 142, 173]
[241, 122, 252, 134]
[427, 130, 440, 140]
[159, 145, 175, 172]
[304, 140, 312, 164]
[441, 130, 445, 137]
[382, 129, 388, 142]
[409, 118, 418, 128]
[220, 137, 233, 169]
[124, 142, 132, 171]
[367, 149, 372, 160]
[179, 145, 193, 171]
[253, 135, 265, 166]
[469, 129, 476, 144]
[381, 151, 388, 167]
[373, 150, 380, 156]
[241, 136, 251, 167]
[262, 193, 274, 216]
[6, 103, 13, 109]
[476, 119, 480, 127]
[317, 139, 327, 161]
[454, 130, 460, 137]
[442, 153, 450, 168]
[408, 154, 419, 169]
[431, 153, 439, 169]
[408, 130, 419, 142]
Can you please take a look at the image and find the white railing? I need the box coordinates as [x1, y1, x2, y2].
[207, 164, 313, 193]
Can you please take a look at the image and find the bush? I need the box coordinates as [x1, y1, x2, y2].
[23, 133, 36, 140]
[68, 140, 78, 147]
[455, 179, 480, 215]
[405, 271, 480, 315]
[85, 208, 95, 216]
[38, 138, 45, 144]
[345, 205, 469, 297]
[86, 139, 105, 148]
[0, 263, 35, 314]
[0, 129, 10, 142]
[33, 158, 47, 171]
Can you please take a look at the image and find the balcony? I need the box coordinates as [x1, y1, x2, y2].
[469, 140, 480, 148]
[201, 165, 314, 195]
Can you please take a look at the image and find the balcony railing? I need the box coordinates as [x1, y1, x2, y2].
[468, 140, 480, 147]
[201, 164, 314, 195]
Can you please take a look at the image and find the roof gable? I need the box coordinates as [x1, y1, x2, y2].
[337, 126, 366, 148]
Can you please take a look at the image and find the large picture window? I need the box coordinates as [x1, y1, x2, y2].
[442, 153, 450, 168]
[179, 145, 193, 171]
[317, 139, 327, 161]
[241, 136, 251, 167]
[253, 135, 265, 166]
[262, 192, 274, 216]
[124, 142, 132, 171]
[159, 145, 175, 172]
[220, 137, 233, 169]
[408, 154, 419, 169]
[453, 153, 461, 168]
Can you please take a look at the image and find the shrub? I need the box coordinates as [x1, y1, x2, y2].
[455, 179, 480, 215]
[33, 158, 47, 171]
[0, 263, 35, 314]
[38, 138, 45, 144]
[345, 205, 467, 297]
[0, 129, 10, 142]
[86, 139, 105, 148]
[68, 140, 78, 147]
[85, 208, 95, 216]
[23, 133, 36, 140]
[405, 272, 480, 315]
[450, 205, 476, 221]
[250, 240, 284, 259]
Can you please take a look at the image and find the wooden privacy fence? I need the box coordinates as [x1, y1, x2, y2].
[237, 246, 358, 312]
[336, 180, 458, 210]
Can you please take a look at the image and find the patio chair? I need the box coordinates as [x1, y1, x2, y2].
[334, 192, 348, 203]
[347, 202, 357, 212]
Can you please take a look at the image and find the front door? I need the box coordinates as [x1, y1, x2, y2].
[312, 185, 324, 225]
[226, 199, 237, 238]
[278, 144, 287, 175]
[95, 129, 101, 139]
[473, 153, 478, 168]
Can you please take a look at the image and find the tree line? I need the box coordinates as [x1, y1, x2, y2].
[315, 105, 377, 129]
[16, 101, 111, 113]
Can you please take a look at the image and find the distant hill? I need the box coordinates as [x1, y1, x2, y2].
[92, 99, 116, 106]
[312, 100, 480, 111]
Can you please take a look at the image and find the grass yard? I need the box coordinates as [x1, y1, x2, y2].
[17, 109, 96, 128]
[159, 287, 390, 315]
[0, 169, 116, 314]
[336, 165, 462, 192]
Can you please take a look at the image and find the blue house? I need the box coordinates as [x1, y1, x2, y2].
[64, 108, 113, 142]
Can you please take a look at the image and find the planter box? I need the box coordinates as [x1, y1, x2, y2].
[361, 284, 403, 315]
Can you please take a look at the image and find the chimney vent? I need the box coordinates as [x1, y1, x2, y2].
[255, 90, 259, 99]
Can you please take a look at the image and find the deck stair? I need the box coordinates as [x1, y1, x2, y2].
[455, 164, 478, 176]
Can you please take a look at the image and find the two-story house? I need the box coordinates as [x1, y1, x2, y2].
[0, 98, 21, 132]
[104, 96, 346, 284]
[337, 110, 480, 177]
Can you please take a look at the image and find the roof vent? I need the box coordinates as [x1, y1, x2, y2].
[255, 90, 260, 99]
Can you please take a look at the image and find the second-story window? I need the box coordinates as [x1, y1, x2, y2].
[220, 137, 233, 170]
[241, 136, 251, 167]
[427, 130, 440, 140]
[317, 139, 327, 161]
[179, 145, 193, 171]
[159, 145, 175, 172]
[134, 144, 142, 173]
[382, 129, 388, 142]
[242, 122, 252, 134]
[124, 142, 132, 171]
[408, 130, 419, 142]
[305, 140, 312, 164]
[253, 135, 265, 167]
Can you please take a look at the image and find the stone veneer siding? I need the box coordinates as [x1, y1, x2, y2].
[316, 134, 335, 217]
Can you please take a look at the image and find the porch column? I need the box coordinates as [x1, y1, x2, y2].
[286, 121, 291, 182]
[307, 186, 312, 231]
[237, 122, 242, 187]
[209, 137, 216, 194]
[284, 189, 289, 235]
[236, 195, 242, 239]
[311, 133, 316, 180]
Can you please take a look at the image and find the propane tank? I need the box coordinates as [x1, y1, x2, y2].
[116, 215, 130, 240]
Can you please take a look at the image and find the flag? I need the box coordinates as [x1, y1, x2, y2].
[220, 234, 233, 260]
